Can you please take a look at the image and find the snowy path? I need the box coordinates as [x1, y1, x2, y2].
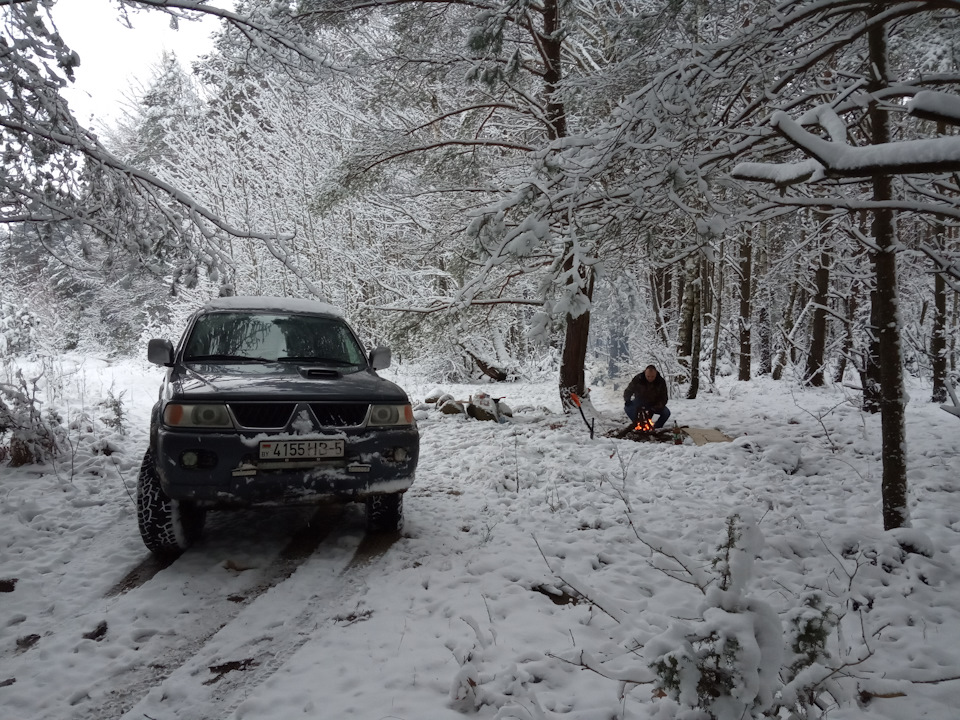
[2, 359, 960, 719]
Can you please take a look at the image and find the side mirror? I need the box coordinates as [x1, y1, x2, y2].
[369, 346, 391, 370]
[148, 338, 174, 366]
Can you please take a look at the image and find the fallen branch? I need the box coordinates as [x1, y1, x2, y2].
[941, 377, 960, 420]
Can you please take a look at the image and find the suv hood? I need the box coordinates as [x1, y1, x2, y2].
[169, 362, 409, 403]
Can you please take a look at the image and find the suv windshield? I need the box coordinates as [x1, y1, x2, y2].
[183, 312, 367, 367]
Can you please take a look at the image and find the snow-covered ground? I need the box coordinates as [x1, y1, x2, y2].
[1, 354, 959, 719]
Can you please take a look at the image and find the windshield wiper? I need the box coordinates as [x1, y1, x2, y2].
[277, 356, 356, 366]
[184, 354, 274, 363]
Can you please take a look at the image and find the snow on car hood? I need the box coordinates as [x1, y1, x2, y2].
[170, 361, 410, 403]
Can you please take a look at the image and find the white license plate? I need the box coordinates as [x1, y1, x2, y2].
[259, 439, 344, 460]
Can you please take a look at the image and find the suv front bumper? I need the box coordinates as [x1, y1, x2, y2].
[155, 426, 419, 507]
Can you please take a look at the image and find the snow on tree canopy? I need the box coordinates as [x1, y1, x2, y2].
[504, 216, 550, 257]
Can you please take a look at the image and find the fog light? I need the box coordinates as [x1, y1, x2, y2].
[181, 451, 199, 468]
[393, 447, 408, 462]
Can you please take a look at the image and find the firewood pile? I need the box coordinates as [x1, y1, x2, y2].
[422, 390, 513, 422]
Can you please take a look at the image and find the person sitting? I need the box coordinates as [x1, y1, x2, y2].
[623, 364, 671, 428]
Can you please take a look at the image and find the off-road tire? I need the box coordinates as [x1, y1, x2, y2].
[137, 449, 206, 556]
[365, 492, 403, 533]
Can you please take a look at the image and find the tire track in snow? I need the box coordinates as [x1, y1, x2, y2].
[88, 505, 350, 720]
[2, 505, 348, 720]
[117, 513, 403, 720]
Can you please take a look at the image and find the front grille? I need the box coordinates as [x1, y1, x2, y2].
[309, 403, 368, 427]
[229, 403, 295, 429]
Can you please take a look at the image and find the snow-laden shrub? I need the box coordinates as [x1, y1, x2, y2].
[645, 514, 783, 719]
[443, 512, 857, 720]
[0, 366, 65, 466]
[97, 388, 127, 436]
[778, 592, 840, 715]
[0, 358, 133, 468]
[0, 303, 38, 356]
[644, 514, 839, 720]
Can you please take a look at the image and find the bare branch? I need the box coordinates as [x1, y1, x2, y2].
[375, 297, 545, 313]
[358, 139, 536, 173]
[121, 0, 336, 68]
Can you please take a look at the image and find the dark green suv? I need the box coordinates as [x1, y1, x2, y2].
[138, 297, 419, 556]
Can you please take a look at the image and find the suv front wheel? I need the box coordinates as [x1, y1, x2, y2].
[137, 449, 206, 556]
[365, 492, 403, 533]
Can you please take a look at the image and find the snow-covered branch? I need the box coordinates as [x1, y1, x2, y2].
[732, 109, 960, 185]
[908, 89, 960, 127]
[730, 157, 824, 189]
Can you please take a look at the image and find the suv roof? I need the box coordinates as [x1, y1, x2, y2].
[201, 295, 344, 318]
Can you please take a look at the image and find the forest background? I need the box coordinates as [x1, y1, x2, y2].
[3, 0, 960, 535]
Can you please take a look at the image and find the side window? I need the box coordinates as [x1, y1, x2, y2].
[335, 324, 366, 365]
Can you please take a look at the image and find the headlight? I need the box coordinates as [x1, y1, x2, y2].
[368, 404, 414, 427]
[163, 403, 233, 428]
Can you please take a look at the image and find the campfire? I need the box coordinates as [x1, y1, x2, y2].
[606, 409, 685, 444]
[633, 412, 655, 433]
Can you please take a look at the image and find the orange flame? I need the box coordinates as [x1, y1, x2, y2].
[633, 408, 655, 433]
[634, 417, 655, 433]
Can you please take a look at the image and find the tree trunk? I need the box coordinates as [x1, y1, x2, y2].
[931, 269, 947, 403]
[833, 280, 858, 384]
[873, 216, 908, 530]
[674, 262, 684, 323]
[677, 258, 696, 381]
[558, 269, 594, 410]
[806, 249, 830, 386]
[953, 291, 958, 373]
[738, 228, 753, 381]
[542, 0, 584, 410]
[709, 241, 724, 384]
[687, 269, 702, 399]
[772, 281, 798, 381]
[793, 287, 808, 366]
[757, 303, 771, 376]
[861, 289, 883, 412]
[931, 122, 949, 403]
[541, 0, 566, 140]
[754, 231, 771, 376]
[649, 268, 670, 346]
[859, 207, 881, 412]
[868, 11, 909, 530]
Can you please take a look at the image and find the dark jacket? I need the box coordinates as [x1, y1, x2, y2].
[623, 372, 668, 411]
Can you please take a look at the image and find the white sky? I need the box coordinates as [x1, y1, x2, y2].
[50, 0, 224, 129]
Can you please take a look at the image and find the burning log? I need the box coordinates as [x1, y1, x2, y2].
[606, 425, 678, 443]
[633, 412, 655, 433]
[605, 410, 686, 443]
